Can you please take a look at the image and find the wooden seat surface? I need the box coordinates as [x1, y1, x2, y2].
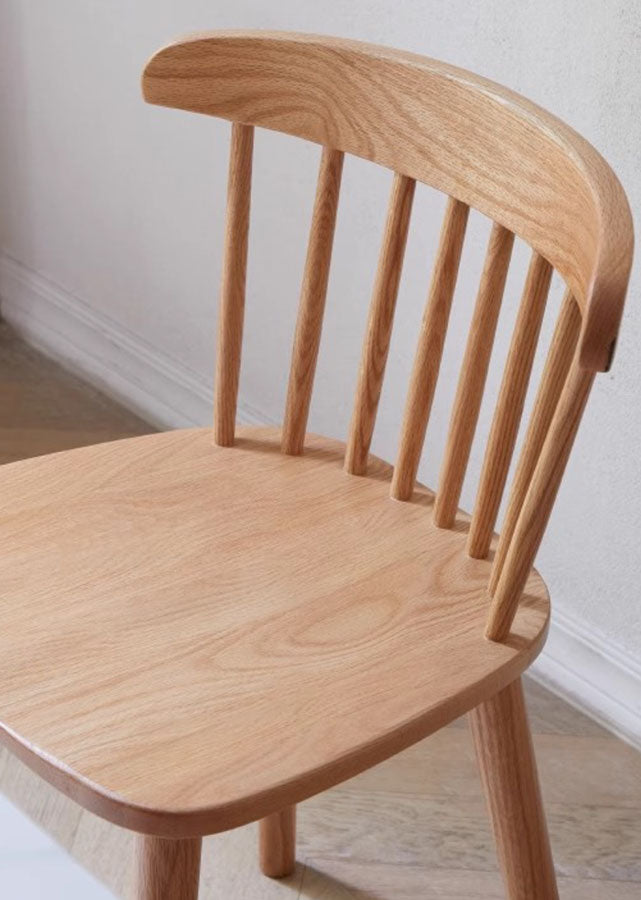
[0, 426, 549, 837]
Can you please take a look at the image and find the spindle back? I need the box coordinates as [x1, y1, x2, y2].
[143, 31, 633, 641]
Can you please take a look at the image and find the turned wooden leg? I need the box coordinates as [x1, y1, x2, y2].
[259, 806, 296, 877]
[469, 678, 559, 900]
[133, 835, 202, 900]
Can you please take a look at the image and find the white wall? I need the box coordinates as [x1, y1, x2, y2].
[1, 1, 639, 742]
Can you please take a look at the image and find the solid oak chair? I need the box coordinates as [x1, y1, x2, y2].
[0, 31, 633, 900]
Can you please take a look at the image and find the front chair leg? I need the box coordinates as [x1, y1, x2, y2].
[469, 677, 559, 900]
[133, 835, 202, 900]
[259, 805, 296, 877]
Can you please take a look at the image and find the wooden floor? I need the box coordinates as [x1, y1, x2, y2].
[1, 319, 640, 898]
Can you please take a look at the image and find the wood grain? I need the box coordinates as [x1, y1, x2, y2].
[469, 678, 558, 899]
[214, 122, 254, 446]
[0, 426, 548, 838]
[132, 835, 201, 899]
[391, 197, 469, 500]
[489, 291, 581, 592]
[3, 328, 639, 897]
[282, 148, 344, 455]
[143, 31, 633, 371]
[0, 28, 637, 898]
[141, 29, 634, 636]
[259, 806, 296, 878]
[300, 858, 641, 900]
[8, 741, 640, 895]
[434, 223, 514, 527]
[467, 251, 552, 558]
[344, 173, 415, 475]
[487, 361, 594, 640]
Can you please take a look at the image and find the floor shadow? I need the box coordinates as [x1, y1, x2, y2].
[300, 862, 384, 900]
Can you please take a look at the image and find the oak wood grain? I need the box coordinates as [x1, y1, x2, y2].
[259, 807, 296, 878]
[0, 426, 548, 838]
[434, 223, 514, 527]
[0, 29, 637, 899]
[391, 197, 469, 500]
[489, 291, 581, 592]
[143, 31, 633, 371]
[345, 173, 415, 475]
[467, 251, 552, 559]
[469, 678, 558, 899]
[132, 835, 201, 899]
[141, 29, 633, 639]
[214, 122, 254, 446]
[282, 148, 344, 455]
[487, 360, 594, 640]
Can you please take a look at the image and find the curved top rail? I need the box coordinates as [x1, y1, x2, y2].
[143, 30, 633, 371]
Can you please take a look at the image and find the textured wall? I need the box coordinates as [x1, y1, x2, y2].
[0, 1, 639, 660]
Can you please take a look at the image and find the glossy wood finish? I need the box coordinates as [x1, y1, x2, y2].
[469, 679, 559, 899]
[487, 361, 594, 641]
[467, 252, 552, 559]
[489, 292, 582, 593]
[214, 122, 253, 446]
[282, 148, 344, 455]
[391, 197, 469, 500]
[143, 31, 633, 372]
[133, 836, 202, 900]
[0, 426, 549, 838]
[259, 807, 296, 878]
[434, 223, 514, 527]
[345, 173, 415, 475]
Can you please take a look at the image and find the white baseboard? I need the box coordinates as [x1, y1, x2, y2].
[531, 610, 641, 750]
[0, 253, 271, 430]
[1, 252, 640, 750]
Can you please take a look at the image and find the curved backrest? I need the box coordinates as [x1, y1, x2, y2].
[142, 31, 633, 641]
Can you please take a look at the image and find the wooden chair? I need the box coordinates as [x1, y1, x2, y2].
[0, 31, 633, 900]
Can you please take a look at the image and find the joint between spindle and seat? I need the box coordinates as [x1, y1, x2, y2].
[282, 147, 344, 456]
[390, 197, 469, 501]
[214, 122, 254, 448]
[344, 172, 417, 476]
[467, 250, 553, 560]
[433, 221, 515, 529]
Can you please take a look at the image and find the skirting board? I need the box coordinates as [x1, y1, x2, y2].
[0, 253, 272, 430]
[1, 252, 640, 750]
[530, 611, 641, 750]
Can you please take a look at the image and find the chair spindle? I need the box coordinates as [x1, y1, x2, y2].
[467, 251, 552, 558]
[390, 197, 469, 500]
[344, 173, 416, 475]
[282, 147, 344, 454]
[214, 122, 254, 446]
[486, 357, 594, 640]
[433, 223, 514, 528]
[489, 291, 581, 592]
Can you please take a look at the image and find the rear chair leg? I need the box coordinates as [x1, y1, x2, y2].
[133, 835, 202, 899]
[259, 805, 296, 877]
[469, 677, 559, 900]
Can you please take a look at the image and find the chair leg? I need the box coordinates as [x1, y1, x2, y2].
[259, 805, 296, 877]
[469, 677, 559, 900]
[133, 835, 202, 900]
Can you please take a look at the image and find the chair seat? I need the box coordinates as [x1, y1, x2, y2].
[0, 426, 549, 837]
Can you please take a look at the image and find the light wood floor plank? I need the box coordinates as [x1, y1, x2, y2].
[348, 728, 641, 808]
[0, 751, 82, 851]
[301, 858, 641, 899]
